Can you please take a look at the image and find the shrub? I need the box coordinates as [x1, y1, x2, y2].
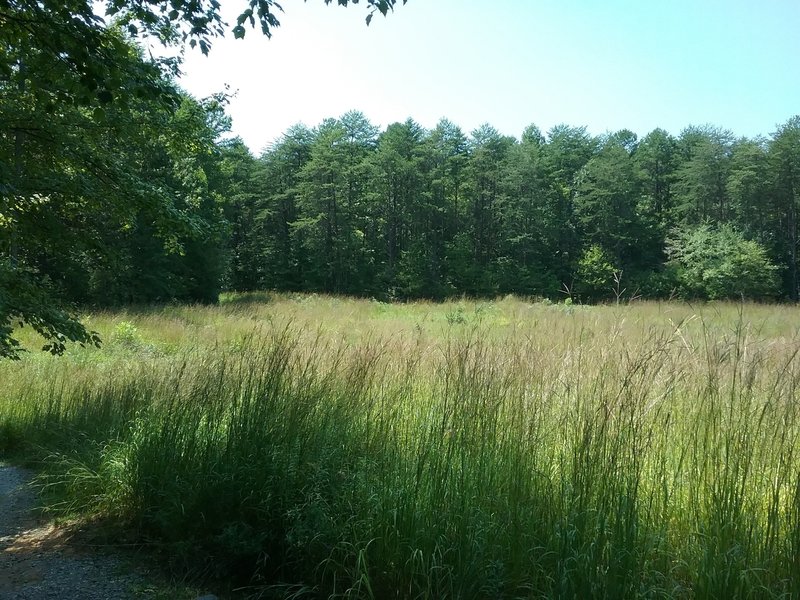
[576, 244, 618, 302]
[667, 224, 780, 300]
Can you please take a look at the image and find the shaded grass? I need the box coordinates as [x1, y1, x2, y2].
[2, 295, 800, 597]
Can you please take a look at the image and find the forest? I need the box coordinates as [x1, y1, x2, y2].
[3, 1, 800, 358]
[224, 113, 800, 304]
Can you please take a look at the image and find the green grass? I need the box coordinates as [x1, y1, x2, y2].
[2, 294, 800, 598]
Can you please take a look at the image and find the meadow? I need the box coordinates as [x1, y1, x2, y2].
[2, 294, 800, 598]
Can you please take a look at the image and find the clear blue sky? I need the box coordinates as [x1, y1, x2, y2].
[176, 0, 800, 152]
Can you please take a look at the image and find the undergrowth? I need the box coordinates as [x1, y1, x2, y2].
[1, 296, 800, 598]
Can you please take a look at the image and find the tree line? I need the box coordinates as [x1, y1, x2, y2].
[224, 113, 800, 304]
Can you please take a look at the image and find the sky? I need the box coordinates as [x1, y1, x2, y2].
[175, 0, 800, 153]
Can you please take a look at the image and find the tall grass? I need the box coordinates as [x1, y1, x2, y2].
[2, 295, 800, 597]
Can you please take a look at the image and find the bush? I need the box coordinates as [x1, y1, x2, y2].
[667, 224, 780, 300]
[575, 244, 618, 302]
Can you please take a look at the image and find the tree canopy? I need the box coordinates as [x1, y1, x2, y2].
[228, 114, 795, 305]
[0, 0, 405, 357]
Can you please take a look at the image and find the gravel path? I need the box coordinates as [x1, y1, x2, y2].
[0, 462, 151, 600]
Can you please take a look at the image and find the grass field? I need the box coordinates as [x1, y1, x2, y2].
[2, 294, 800, 598]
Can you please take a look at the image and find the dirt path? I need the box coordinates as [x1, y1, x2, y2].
[0, 462, 160, 600]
